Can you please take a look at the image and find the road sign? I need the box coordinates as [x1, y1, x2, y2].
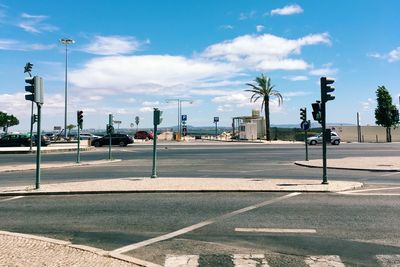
[181, 114, 187, 121]
[214, 117, 219, 123]
[300, 120, 310, 131]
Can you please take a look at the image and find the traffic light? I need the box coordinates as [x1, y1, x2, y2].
[24, 62, 33, 74]
[153, 108, 163, 125]
[300, 108, 306, 122]
[25, 76, 43, 104]
[311, 102, 322, 123]
[106, 124, 114, 134]
[321, 77, 335, 103]
[77, 110, 83, 130]
[182, 125, 187, 136]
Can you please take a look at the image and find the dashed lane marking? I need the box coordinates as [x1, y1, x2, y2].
[112, 192, 301, 254]
[235, 228, 317, 234]
[0, 196, 24, 203]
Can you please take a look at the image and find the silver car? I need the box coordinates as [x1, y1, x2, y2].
[307, 132, 341, 145]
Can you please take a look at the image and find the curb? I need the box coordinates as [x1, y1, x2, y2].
[0, 147, 94, 154]
[294, 162, 400, 172]
[0, 230, 161, 267]
[0, 159, 122, 173]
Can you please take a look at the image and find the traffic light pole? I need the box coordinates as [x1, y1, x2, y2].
[29, 102, 34, 151]
[151, 123, 158, 178]
[321, 98, 328, 184]
[108, 114, 112, 160]
[35, 103, 42, 189]
[76, 123, 80, 163]
[304, 128, 309, 161]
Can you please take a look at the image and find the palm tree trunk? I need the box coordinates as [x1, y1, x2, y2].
[265, 96, 270, 141]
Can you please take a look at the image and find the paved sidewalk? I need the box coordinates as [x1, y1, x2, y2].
[0, 178, 363, 196]
[295, 156, 400, 171]
[0, 159, 122, 173]
[0, 230, 160, 267]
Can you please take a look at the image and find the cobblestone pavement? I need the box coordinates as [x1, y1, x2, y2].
[0, 232, 141, 267]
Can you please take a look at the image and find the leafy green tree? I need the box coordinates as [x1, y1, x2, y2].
[0, 111, 19, 131]
[245, 74, 283, 141]
[375, 85, 399, 142]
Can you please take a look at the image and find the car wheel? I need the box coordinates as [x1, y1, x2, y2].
[310, 140, 317, 145]
[94, 141, 101, 147]
[332, 139, 340, 145]
[119, 141, 126, 147]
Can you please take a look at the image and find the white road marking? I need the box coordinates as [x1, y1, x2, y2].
[0, 196, 24, 203]
[112, 192, 301, 254]
[233, 254, 270, 267]
[235, 228, 317, 234]
[164, 255, 199, 267]
[376, 254, 400, 266]
[339, 186, 400, 195]
[304, 255, 345, 267]
[380, 172, 400, 177]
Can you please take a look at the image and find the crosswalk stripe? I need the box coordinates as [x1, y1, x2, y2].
[165, 255, 199, 267]
[233, 254, 270, 267]
[304, 255, 345, 267]
[376, 254, 400, 266]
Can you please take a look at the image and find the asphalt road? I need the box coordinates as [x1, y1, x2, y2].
[1, 142, 400, 187]
[1, 192, 399, 266]
[1, 142, 400, 266]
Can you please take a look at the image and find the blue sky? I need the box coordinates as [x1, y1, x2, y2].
[0, 1, 399, 131]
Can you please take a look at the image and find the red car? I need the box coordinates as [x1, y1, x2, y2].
[134, 131, 153, 140]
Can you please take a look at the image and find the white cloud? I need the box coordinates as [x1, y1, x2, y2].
[271, 4, 303, 16]
[69, 55, 238, 95]
[0, 39, 55, 51]
[256, 25, 264, 32]
[212, 92, 283, 112]
[309, 66, 338, 76]
[217, 104, 233, 112]
[369, 47, 400, 62]
[284, 75, 309, 81]
[361, 98, 375, 111]
[139, 107, 154, 113]
[220, 25, 234, 30]
[239, 11, 256, 20]
[202, 33, 330, 71]
[142, 101, 160, 106]
[88, 96, 103, 101]
[283, 91, 310, 97]
[18, 12, 58, 33]
[81, 35, 143, 55]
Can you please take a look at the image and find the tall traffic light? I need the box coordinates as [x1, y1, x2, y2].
[25, 76, 43, 104]
[153, 108, 163, 125]
[300, 108, 307, 122]
[321, 77, 335, 103]
[311, 102, 322, 123]
[77, 110, 83, 130]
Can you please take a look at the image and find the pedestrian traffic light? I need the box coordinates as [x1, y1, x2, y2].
[321, 77, 335, 103]
[300, 108, 306, 122]
[311, 102, 322, 123]
[106, 124, 114, 134]
[77, 110, 83, 129]
[182, 125, 187, 136]
[24, 76, 43, 104]
[153, 108, 163, 125]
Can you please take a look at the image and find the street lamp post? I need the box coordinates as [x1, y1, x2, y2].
[60, 38, 75, 139]
[165, 99, 193, 138]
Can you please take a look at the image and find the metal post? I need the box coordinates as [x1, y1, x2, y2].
[35, 104, 42, 189]
[305, 128, 309, 161]
[215, 121, 218, 139]
[151, 123, 158, 178]
[64, 44, 68, 139]
[178, 100, 182, 137]
[108, 114, 112, 160]
[76, 122, 80, 163]
[29, 101, 34, 151]
[321, 101, 328, 184]
[357, 112, 361, 142]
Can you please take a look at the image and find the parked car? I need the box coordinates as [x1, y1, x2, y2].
[307, 131, 341, 145]
[79, 133, 101, 140]
[91, 134, 133, 147]
[0, 133, 50, 147]
[134, 131, 154, 140]
[44, 132, 56, 141]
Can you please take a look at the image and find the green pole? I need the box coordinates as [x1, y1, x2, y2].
[151, 123, 158, 178]
[76, 122, 80, 163]
[305, 128, 309, 161]
[29, 102, 34, 151]
[35, 103, 42, 189]
[321, 101, 328, 184]
[108, 114, 112, 160]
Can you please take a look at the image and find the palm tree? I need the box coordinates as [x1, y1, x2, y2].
[245, 74, 283, 141]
